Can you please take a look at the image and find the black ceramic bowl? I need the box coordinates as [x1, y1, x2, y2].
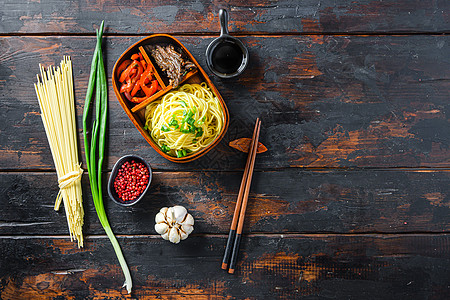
[205, 9, 249, 78]
[108, 155, 152, 206]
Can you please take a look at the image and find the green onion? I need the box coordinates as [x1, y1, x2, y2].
[197, 116, 206, 125]
[175, 149, 187, 158]
[82, 21, 132, 294]
[168, 118, 178, 128]
[187, 117, 195, 126]
[195, 128, 203, 137]
[179, 100, 187, 107]
[161, 125, 170, 132]
[161, 144, 170, 153]
[169, 114, 179, 128]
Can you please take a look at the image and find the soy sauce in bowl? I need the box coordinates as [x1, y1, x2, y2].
[211, 39, 244, 74]
[205, 9, 249, 78]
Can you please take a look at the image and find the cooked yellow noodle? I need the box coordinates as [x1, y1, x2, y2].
[144, 83, 223, 157]
[34, 57, 84, 247]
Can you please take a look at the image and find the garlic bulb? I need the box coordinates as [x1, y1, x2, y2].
[154, 206, 194, 244]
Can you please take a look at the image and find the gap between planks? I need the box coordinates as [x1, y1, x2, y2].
[0, 31, 449, 38]
[1, 167, 450, 174]
[0, 232, 449, 239]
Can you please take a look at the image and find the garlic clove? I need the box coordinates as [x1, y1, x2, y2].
[166, 207, 175, 224]
[172, 206, 188, 223]
[181, 213, 194, 226]
[155, 222, 169, 235]
[180, 229, 189, 240]
[155, 212, 166, 224]
[181, 224, 194, 235]
[168, 227, 181, 244]
[161, 231, 170, 240]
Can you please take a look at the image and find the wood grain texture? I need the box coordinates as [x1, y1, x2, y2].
[1, 170, 448, 235]
[2, 1, 449, 298]
[0, 234, 449, 299]
[1, 35, 449, 170]
[0, 0, 449, 34]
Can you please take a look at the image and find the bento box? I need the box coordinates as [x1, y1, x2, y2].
[112, 34, 229, 163]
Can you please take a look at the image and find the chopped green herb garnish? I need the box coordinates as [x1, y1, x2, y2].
[143, 124, 148, 130]
[161, 144, 170, 153]
[169, 118, 179, 128]
[161, 125, 170, 132]
[181, 115, 188, 124]
[197, 116, 206, 125]
[179, 100, 187, 107]
[187, 117, 195, 126]
[181, 110, 194, 125]
[195, 128, 203, 137]
[176, 149, 186, 158]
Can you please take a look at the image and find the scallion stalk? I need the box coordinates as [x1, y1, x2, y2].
[82, 21, 132, 294]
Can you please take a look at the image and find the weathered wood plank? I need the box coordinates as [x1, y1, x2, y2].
[1, 35, 449, 170]
[0, 0, 449, 34]
[0, 234, 448, 299]
[1, 170, 448, 235]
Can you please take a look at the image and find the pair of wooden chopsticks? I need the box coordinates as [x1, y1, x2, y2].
[222, 118, 261, 274]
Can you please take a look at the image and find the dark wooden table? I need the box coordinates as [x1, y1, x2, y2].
[1, 1, 449, 299]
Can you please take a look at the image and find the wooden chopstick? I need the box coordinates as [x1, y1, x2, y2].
[221, 118, 260, 270]
[228, 120, 261, 273]
[227, 119, 261, 274]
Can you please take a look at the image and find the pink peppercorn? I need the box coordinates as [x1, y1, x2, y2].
[114, 160, 149, 202]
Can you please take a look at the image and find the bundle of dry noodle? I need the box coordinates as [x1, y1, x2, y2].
[34, 57, 84, 247]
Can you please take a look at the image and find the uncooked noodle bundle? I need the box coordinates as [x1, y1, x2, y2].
[144, 83, 223, 158]
[34, 57, 84, 247]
